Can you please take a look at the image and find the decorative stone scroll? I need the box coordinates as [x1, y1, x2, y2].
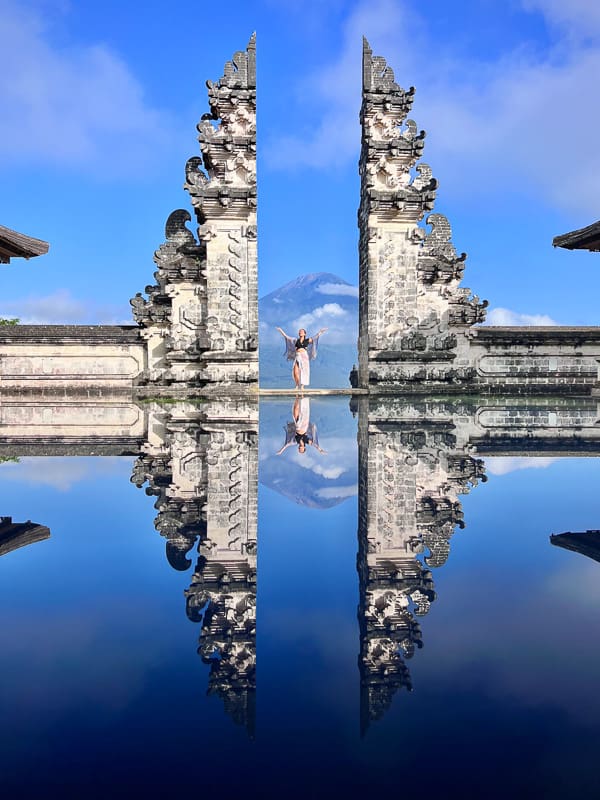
[131, 35, 258, 388]
[357, 397, 486, 730]
[358, 38, 487, 389]
[131, 399, 257, 734]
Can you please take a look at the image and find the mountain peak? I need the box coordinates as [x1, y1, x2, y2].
[261, 272, 353, 301]
[259, 272, 358, 386]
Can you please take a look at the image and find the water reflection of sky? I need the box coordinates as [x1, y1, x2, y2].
[1, 414, 600, 797]
[354, 457, 600, 797]
[260, 397, 358, 508]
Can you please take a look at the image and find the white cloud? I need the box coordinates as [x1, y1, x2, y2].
[0, 0, 173, 174]
[272, 433, 355, 480]
[0, 289, 132, 324]
[311, 464, 346, 479]
[266, 0, 600, 214]
[483, 307, 558, 326]
[485, 456, 559, 476]
[0, 456, 129, 491]
[261, 301, 357, 346]
[291, 449, 347, 479]
[317, 283, 359, 298]
[291, 303, 347, 332]
[523, 0, 600, 37]
[316, 484, 358, 499]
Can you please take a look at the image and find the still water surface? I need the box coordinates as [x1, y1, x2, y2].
[1, 398, 599, 798]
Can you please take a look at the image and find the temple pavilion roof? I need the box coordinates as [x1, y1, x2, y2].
[0, 224, 49, 263]
[550, 530, 600, 564]
[553, 220, 600, 252]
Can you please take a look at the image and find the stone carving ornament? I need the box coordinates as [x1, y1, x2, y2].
[132, 36, 257, 388]
[358, 38, 488, 388]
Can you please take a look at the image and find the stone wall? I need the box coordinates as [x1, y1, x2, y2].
[0, 325, 145, 394]
[467, 327, 600, 395]
[364, 395, 600, 452]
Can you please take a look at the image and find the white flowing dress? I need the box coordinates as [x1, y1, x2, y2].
[295, 348, 310, 386]
[294, 396, 311, 433]
[281, 398, 321, 450]
[283, 335, 320, 387]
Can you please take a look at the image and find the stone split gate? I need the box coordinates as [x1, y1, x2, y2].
[1, 35, 600, 397]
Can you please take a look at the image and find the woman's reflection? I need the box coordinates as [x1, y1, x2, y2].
[276, 397, 327, 455]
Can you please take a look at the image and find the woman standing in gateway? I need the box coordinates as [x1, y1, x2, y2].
[276, 326, 328, 391]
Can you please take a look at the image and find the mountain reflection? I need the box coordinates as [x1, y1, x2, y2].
[260, 398, 357, 508]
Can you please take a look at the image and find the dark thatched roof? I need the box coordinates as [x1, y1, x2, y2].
[0, 224, 49, 263]
[550, 530, 600, 564]
[553, 220, 600, 252]
[0, 516, 50, 557]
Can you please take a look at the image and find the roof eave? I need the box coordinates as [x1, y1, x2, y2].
[553, 219, 600, 251]
[0, 225, 49, 263]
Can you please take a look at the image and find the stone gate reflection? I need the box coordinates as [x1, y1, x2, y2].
[2, 395, 600, 735]
[355, 395, 600, 730]
[356, 398, 486, 732]
[131, 398, 258, 735]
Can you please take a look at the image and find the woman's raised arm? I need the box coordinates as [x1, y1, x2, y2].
[308, 327, 328, 343]
[275, 441, 295, 455]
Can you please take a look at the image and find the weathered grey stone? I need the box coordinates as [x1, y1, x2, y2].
[130, 399, 258, 734]
[358, 40, 488, 389]
[357, 40, 600, 396]
[356, 392, 600, 729]
[0, 325, 145, 391]
[133, 35, 258, 390]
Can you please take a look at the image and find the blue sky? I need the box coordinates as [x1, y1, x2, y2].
[1, 0, 600, 327]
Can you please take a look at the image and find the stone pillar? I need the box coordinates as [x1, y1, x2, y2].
[184, 34, 258, 385]
[358, 39, 487, 390]
[185, 404, 257, 734]
[131, 36, 258, 388]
